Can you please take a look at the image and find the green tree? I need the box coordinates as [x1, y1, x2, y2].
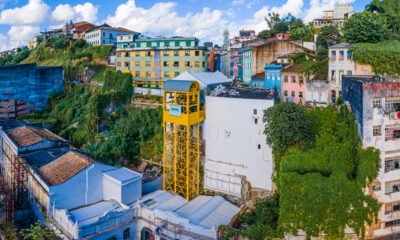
[20, 223, 57, 240]
[257, 13, 305, 39]
[366, 0, 400, 39]
[343, 12, 387, 43]
[12, 48, 30, 63]
[316, 26, 341, 59]
[53, 35, 69, 50]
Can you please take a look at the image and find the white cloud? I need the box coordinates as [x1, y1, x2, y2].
[0, 0, 49, 25]
[106, 0, 229, 43]
[0, 33, 14, 51]
[8, 25, 39, 42]
[232, 0, 245, 6]
[51, 2, 98, 24]
[303, 0, 354, 23]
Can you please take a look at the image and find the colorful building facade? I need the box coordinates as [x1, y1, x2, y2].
[116, 37, 208, 95]
[282, 64, 306, 104]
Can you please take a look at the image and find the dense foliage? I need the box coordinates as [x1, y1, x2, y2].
[366, 0, 400, 40]
[0, 47, 30, 65]
[238, 194, 283, 240]
[257, 13, 306, 39]
[316, 26, 341, 59]
[261, 103, 380, 239]
[343, 12, 387, 43]
[353, 40, 400, 75]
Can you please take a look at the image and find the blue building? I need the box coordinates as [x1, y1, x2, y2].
[85, 23, 137, 46]
[251, 64, 282, 90]
[0, 64, 64, 120]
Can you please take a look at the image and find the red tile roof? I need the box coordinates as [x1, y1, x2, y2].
[39, 151, 93, 186]
[252, 72, 265, 79]
[73, 21, 96, 33]
[7, 126, 67, 147]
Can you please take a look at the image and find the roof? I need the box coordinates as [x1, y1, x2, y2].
[6, 125, 67, 147]
[209, 85, 275, 100]
[103, 167, 142, 185]
[73, 22, 96, 33]
[252, 72, 265, 79]
[175, 195, 239, 229]
[163, 80, 198, 92]
[85, 24, 136, 34]
[21, 147, 70, 170]
[69, 200, 123, 227]
[329, 43, 354, 49]
[173, 72, 232, 89]
[282, 64, 303, 73]
[141, 190, 240, 230]
[39, 151, 93, 186]
[141, 190, 188, 212]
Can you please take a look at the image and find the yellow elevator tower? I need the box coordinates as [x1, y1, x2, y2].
[162, 80, 204, 200]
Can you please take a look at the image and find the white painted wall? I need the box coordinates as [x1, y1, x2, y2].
[204, 96, 274, 198]
[306, 80, 329, 106]
[328, 47, 355, 97]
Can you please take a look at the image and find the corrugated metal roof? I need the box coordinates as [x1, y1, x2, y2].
[163, 80, 195, 92]
[173, 72, 232, 89]
[103, 167, 142, 185]
[69, 200, 123, 227]
[329, 43, 354, 49]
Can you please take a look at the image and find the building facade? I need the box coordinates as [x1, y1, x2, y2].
[282, 64, 306, 104]
[85, 24, 137, 46]
[239, 47, 252, 85]
[204, 86, 275, 203]
[342, 76, 400, 238]
[313, 4, 354, 28]
[116, 37, 208, 95]
[0, 64, 64, 120]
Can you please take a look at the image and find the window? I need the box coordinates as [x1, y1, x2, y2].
[347, 50, 352, 60]
[284, 90, 288, 97]
[174, 51, 179, 56]
[385, 180, 400, 194]
[373, 125, 381, 136]
[385, 97, 400, 112]
[146, 51, 152, 56]
[331, 50, 336, 61]
[175, 41, 179, 47]
[103, 32, 105, 37]
[124, 62, 129, 67]
[195, 62, 200, 68]
[291, 91, 295, 97]
[116, 62, 121, 67]
[373, 98, 382, 108]
[165, 42, 170, 47]
[124, 52, 129, 57]
[339, 50, 345, 61]
[331, 70, 336, 81]
[299, 91, 303, 98]
[299, 76, 304, 83]
[173, 61, 179, 67]
[195, 51, 200, 56]
[145, 61, 151, 67]
[186, 41, 191, 47]
[257, 144, 261, 149]
[163, 61, 169, 67]
[163, 51, 169, 56]
[202, 62, 206, 67]
[135, 51, 140, 57]
[135, 71, 140, 77]
[146, 72, 151, 78]
[136, 42, 141, 48]
[291, 76, 296, 83]
[385, 156, 400, 172]
[124, 228, 130, 240]
[175, 72, 180, 77]
[347, 70, 352, 76]
[146, 42, 151, 48]
[186, 61, 191, 67]
[284, 75, 288, 82]
[254, 118, 258, 124]
[253, 109, 257, 115]
[185, 50, 190, 56]
[164, 72, 170, 78]
[134, 61, 140, 66]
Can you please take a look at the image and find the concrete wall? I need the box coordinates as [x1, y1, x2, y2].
[306, 80, 329, 106]
[204, 96, 274, 199]
[252, 41, 303, 75]
[328, 47, 354, 98]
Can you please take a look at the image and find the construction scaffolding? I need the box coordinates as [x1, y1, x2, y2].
[162, 80, 204, 200]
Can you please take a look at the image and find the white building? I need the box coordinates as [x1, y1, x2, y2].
[328, 43, 355, 102]
[306, 80, 329, 107]
[313, 4, 354, 29]
[204, 86, 275, 202]
[174, 71, 232, 92]
[136, 190, 240, 240]
[343, 76, 400, 238]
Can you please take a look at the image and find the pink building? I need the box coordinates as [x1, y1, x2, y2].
[282, 64, 306, 105]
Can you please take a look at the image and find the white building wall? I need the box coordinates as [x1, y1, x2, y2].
[306, 80, 329, 106]
[328, 47, 355, 98]
[204, 96, 274, 198]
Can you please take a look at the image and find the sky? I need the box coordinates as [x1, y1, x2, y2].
[0, 0, 370, 51]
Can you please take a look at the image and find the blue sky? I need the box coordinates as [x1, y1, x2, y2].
[0, 0, 370, 50]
